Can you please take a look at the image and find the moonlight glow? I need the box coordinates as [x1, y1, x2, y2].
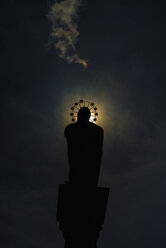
[69, 100, 98, 123]
[58, 87, 115, 141]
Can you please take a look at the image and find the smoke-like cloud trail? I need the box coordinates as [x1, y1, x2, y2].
[48, 0, 88, 68]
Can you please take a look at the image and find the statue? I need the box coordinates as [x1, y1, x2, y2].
[57, 100, 109, 248]
[64, 106, 103, 187]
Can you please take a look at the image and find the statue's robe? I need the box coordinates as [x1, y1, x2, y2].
[65, 122, 103, 187]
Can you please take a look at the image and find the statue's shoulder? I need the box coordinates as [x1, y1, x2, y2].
[64, 123, 77, 137]
[89, 122, 104, 134]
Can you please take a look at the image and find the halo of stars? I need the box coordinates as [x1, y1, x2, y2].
[70, 100, 99, 123]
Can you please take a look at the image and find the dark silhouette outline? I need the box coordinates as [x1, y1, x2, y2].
[57, 107, 109, 248]
[65, 107, 103, 187]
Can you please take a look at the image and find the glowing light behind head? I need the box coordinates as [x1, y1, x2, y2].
[59, 87, 114, 136]
[70, 100, 98, 123]
[55, 78, 137, 159]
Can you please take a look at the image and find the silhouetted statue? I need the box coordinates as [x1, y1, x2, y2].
[57, 105, 109, 248]
[64, 107, 103, 187]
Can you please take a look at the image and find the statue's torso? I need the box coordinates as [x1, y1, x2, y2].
[65, 122, 103, 186]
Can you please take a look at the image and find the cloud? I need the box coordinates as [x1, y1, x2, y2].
[48, 0, 87, 68]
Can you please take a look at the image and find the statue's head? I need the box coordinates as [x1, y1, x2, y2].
[77, 107, 91, 123]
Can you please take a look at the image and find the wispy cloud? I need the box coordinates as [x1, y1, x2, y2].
[48, 0, 87, 68]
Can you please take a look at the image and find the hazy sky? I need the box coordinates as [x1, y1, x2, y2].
[1, 0, 165, 247]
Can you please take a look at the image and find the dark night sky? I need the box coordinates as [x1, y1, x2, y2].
[1, 0, 165, 247]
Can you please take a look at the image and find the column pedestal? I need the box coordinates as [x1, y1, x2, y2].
[57, 184, 109, 248]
